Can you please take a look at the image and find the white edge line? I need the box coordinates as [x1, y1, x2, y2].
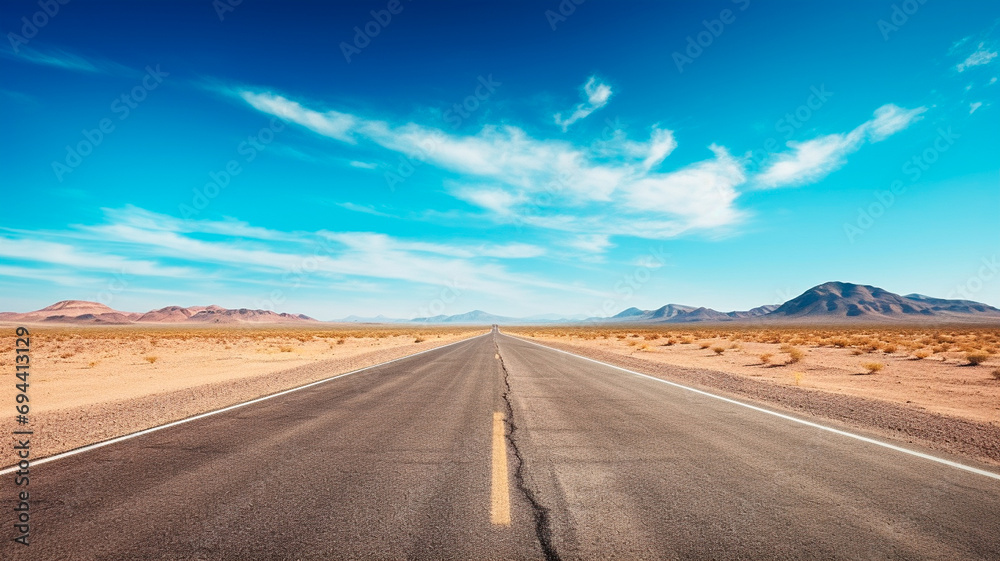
[505, 333, 1000, 482]
[1, 332, 490, 475]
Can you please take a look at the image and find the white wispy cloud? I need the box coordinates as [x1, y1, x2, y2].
[241, 91, 357, 142]
[970, 101, 984, 114]
[3, 208, 587, 313]
[565, 234, 614, 254]
[0, 236, 195, 278]
[334, 202, 396, 218]
[233, 88, 743, 240]
[755, 103, 926, 188]
[554, 76, 613, 131]
[634, 255, 666, 269]
[230, 83, 926, 240]
[957, 42, 998, 72]
[867, 104, 927, 141]
[1, 46, 131, 75]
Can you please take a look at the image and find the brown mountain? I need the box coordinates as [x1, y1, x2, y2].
[186, 308, 316, 324]
[767, 282, 1000, 322]
[0, 300, 141, 324]
[0, 301, 315, 325]
[135, 305, 226, 323]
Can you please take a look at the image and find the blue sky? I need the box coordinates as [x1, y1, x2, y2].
[1, 0, 998, 319]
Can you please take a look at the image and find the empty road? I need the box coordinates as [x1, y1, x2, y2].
[4, 329, 1000, 559]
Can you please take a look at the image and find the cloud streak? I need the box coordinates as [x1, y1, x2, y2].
[957, 42, 998, 72]
[755, 104, 926, 188]
[554, 76, 613, 131]
[0, 45, 132, 75]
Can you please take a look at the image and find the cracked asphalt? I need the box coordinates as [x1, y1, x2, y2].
[4, 329, 1000, 560]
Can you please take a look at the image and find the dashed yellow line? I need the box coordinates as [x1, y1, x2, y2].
[491, 411, 511, 526]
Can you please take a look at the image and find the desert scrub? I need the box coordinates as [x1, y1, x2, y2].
[414, 337, 426, 343]
[785, 347, 804, 364]
[913, 349, 931, 359]
[759, 353, 773, 365]
[712, 346, 725, 355]
[278, 346, 293, 352]
[966, 352, 989, 366]
[699, 342, 711, 349]
[861, 362, 884, 375]
[144, 356, 158, 364]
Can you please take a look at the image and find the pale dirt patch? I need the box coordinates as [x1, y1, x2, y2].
[1, 325, 483, 460]
[518, 332, 1000, 424]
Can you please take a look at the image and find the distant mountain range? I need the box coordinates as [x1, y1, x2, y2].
[338, 281, 1000, 325]
[0, 301, 316, 325]
[3, 282, 999, 326]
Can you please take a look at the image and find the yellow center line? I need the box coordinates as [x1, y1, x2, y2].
[491, 411, 511, 526]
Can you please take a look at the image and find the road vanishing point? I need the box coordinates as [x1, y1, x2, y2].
[3, 328, 1000, 559]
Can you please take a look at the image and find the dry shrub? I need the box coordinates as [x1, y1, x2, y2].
[699, 342, 711, 349]
[760, 353, 773, 365]
[785, 347, 804, 364]
[967, 352, 989, 366]
[279, 346, 293, 352]
[913, 349, 931, 359]
[144, 356, 158, 364]
[712, 346, 725, 355]
[414, 337, 426, 343]
[861, 362, 884, 374]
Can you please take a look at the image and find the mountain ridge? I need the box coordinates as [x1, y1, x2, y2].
[3, 282, 999, 325]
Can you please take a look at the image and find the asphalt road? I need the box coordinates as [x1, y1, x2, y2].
[4, 329, 1000, 559]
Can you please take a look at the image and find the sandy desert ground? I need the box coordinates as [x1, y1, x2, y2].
[509, 326, 1000, 423]
[507, 326, 1000, 464]
[0, 325, 483, 459]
